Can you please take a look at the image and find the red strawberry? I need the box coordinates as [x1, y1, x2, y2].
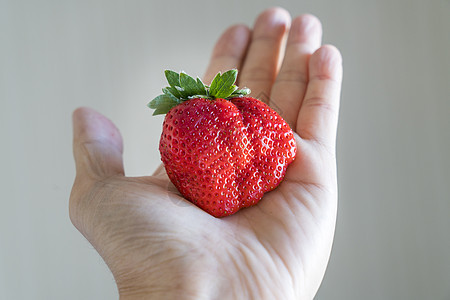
[149, 69, 296, 217]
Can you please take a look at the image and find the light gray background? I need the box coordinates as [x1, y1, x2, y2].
[1, 0, 449, 299]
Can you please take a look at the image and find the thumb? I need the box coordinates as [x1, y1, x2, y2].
[72, 107, 124, 181]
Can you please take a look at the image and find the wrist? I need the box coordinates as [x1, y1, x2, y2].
[114, 251, 300, 300]
[113, 246, 224, 300]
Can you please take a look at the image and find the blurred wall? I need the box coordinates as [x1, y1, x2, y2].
[1, 0, 449, 299]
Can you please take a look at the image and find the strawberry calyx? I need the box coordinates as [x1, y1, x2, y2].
[148, 69, 251, 115]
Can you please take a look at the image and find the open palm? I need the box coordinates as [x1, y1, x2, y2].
[70, 8, 342, 300]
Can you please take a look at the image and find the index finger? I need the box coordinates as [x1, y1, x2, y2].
[203, 25, 251, 84]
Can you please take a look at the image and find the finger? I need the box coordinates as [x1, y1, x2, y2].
[297, 45, 343, 148]
[203, 24, 251, 84]
[72, 107, 124, 181]
[239, 7, 291, 101]
[270, 14, 322, 128]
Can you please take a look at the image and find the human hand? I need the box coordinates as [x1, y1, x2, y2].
[70, 7, 342, 300]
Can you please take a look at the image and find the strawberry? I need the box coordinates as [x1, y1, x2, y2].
[149, 69, 296, 217]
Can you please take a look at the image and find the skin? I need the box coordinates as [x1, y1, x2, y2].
[70, 7, 343, 300]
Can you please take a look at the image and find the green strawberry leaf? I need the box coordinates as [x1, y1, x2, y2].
[164, 70, 186, 98]
[179, 72, 205, 97]
[179, 73, 209, 98]
[162, 87, 180, 99]
[230, 88, 251, 97]
[162, 86, 180, 98]
[196, 77, 207, 96]
[165, 70, 181, 88]
[149, 69, 250, 115]
[209, 69, 239, 99]
[148, 93, 179, 115]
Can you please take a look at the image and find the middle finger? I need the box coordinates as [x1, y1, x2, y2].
[239, 7, 291, 102]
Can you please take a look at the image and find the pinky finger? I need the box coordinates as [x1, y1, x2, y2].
[296, 45, 343, 149]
